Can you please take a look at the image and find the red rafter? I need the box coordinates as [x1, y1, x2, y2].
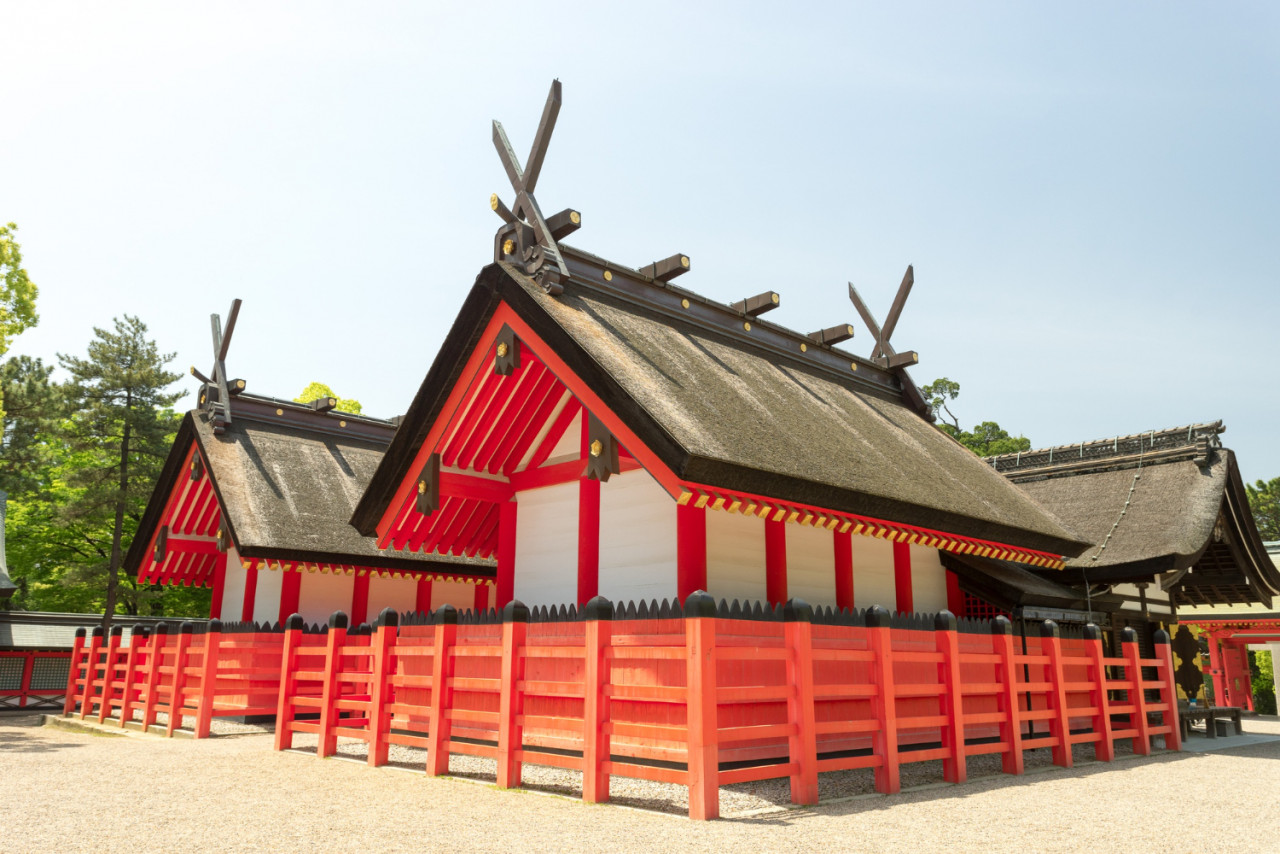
[456, 363, 537, 470]
[441, 369, 506, 468]
[502, 388, 569, 475]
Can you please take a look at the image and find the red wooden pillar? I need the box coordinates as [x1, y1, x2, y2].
[415, 575, 434, 614]
[119, 627, 149, 728]
[935, 611, 967, 784]
[867, 606, 901, 793]
[583, 596, 613, 804]
[783, 600, 818, 805]
[473, 583, 490, 612]
[141, 624, 168, 732]
[279, 568, 302, 624]
[80, 628, 103, 720]
[1085, 624, 1115, 761]
[274, 616, 303, 752]
[497, 501, 518, 608]
[19, 651, 35, 709]
[317, 612, 348, 758]
[367, 608, 398, 767]
[684, 591, 720, 820]
[166, 623, 194, 737]
[945, 570, 964, 617]
[240, 562, 259, 623]
[1122, 627, 1152, 755]
[427, 605, 458, 776]
[833, 529, 854, 611]
[1155, 628, 1183, 751]
[578, 422, 601, 605]
[993, 616, 1024, 774]
[1040, 620, 1073, 768]
[677, 503, 707, 600]
[98, 626, 123, 724]
[497, 600, 528, 789]
[194, 620, 221, 738]
[893, 540, 913, 613]
[209, 553, 228, 620]
[63, 628, 87, 716]
[351, 573, 371, 626]
[765, 518, 787, 606]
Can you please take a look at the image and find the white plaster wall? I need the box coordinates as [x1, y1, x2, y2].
[1112, 583, 1173, 615]
[909, 545, 948, 613]
[544, 412, 582, 464]
[368, 574, 418, 617]
[431, 579, 477, 609]
[220, 548, 246, 619]
[296, 571, 355, 623]
[787, 524, 837, 607]
[514, 481, 579, 607]
[598, 468, 678, 603]
[253, 566, 283, 624]
[852, 535, 896, 611]
[706, 510, 767, 603]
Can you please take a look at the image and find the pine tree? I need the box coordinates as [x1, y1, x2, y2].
[59, 316, 181, 628]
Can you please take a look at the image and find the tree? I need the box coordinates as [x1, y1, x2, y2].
[0, 356, 60, 497]
[58, 316, 182, 628]
[294, 381, 362, 414]
[922, 377, 1031, 457]
[0, 223, 41, 421]
[1246, 477, 1280, 542]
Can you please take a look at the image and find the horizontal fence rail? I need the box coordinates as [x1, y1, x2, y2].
[1, 650, 73, 711]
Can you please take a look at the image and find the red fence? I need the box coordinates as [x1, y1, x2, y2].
[63, 620, 283, 737]
[275, 594, 1181, 820]
[1, 650, 73, 711]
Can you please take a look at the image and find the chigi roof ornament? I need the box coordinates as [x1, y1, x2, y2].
[190, 298, 246, 435]
[848, 266, 931, 420]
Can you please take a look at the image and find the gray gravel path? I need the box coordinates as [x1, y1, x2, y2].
[4, 713, 1279, 853]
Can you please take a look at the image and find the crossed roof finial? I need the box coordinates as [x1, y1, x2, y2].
[848, 266, 933, 421]
[189, 298, 245, 435]
[490, 79, 580, 295]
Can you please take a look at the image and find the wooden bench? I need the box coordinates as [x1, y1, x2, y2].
[1178, 702, 1243, 739]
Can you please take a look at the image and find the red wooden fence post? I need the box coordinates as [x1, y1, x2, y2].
[63, 628, 87, 716]
[119, 626, 150, 729]
[935, 610, 967, 784]
[427, 604, 458, 777]
[497, 600, 529, 789]
[141, 623, 168, 733]
[867, 605, 901, 794]
[1122, 627, 1152, 756]
[685, 591, 720, 821]
[367, 608, 399, 767]
[1040, 620, 1073, 769]
[1084, 623, 1114, 761]
[274, 614, 304, 752]
[194, 620, 222, 738]
[166, 622, 195, 737]
[80, 627, 103, 720]
[992, 616, 1024, 775]
[318, 611, 349, 758]
[1154, 628, 1182, 751]
[583, 596, 613, 804]
[18, 651, 35, 710]
[784, 599, 819, 805]
[98, 626, 123, 724]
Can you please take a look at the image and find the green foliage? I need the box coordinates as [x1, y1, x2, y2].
[0, 356, 60, 497]
[0, 223, 41, 421]
[294, 381, 362, 414]
[1251, 649, 1276, 716]
[1246, 477, 1280, 542]
[924, 376, 1031, 457]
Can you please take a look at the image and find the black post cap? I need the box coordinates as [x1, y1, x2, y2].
[1040, 620, 1059, 639]
[109, 625, 123, 637]
[1083, 623, 1101, 642]
[865, 605, 890, 628]
[285, 614, 305, 632]
[782, 598, 813, 623]
[1120, 626, 1137, 644]
[179, 621, 195, 635]
[91, 626, 104, 638]
[328, 611, 349, 630]
[584, 596, 613, 622]
[74, 627, 87, 639]
[502, 599, 529, 623]
[378, 607, 399, 629]
[683, 590, 717, 619]
[1153, 628, 1171, 645]
[435, 604, 458, 625]
[154, 622, 169, 636]
[208, 619, 222, 634]
[991, 615, 1013, 636]
[134, 626, 151, 641]
[935, 610, 957, 632]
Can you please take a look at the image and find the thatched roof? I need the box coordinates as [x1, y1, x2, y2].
[989, 422, 1280, 607]
[354, 256, 1088, 558]
[125, 394, 493, 578]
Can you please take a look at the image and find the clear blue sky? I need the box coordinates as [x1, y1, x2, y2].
[5, 3, 1278, 483]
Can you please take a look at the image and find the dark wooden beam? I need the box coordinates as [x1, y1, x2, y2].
[809, 324, 855, 346]
[639, 253, 691, 283]
[523, 78, 562, 195]
[879, 264, 913, 346]
[583, 412, 621, 482]
[729, 291, 781, 317]
[490, 193, 516, 224]
[309, 397, 338, 413]
[885, 351, 918, 369]
[415, 454, 441, 515]
[494, 325, 521, 376]
[546, 208, 582, 241]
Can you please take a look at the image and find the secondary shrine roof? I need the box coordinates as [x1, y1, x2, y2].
[988, 422, 1280, 607]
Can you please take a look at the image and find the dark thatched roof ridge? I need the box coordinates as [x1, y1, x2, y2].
[353, 261, 1088, 557]
[124, 395, 493, 578]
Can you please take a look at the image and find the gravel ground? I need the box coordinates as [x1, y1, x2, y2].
[5, 713, 1279, 853]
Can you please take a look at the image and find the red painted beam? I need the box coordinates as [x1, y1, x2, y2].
[474, 362, 552, 474]
[834, 529, 854, 611]
[893, 541, 913, 613]
[439, 472, 515, 504]
[677, 503, 707, 600]
[165, 538, 221, 556]
[456, 363, 533, 471]
[209, 554, 227, 619]
[499, 384, 567, 476]
[483, 366, 558, 474]
[450, 500, 494, 557]
[441, 369, 505, 469]
[525, 398, 581, 472]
